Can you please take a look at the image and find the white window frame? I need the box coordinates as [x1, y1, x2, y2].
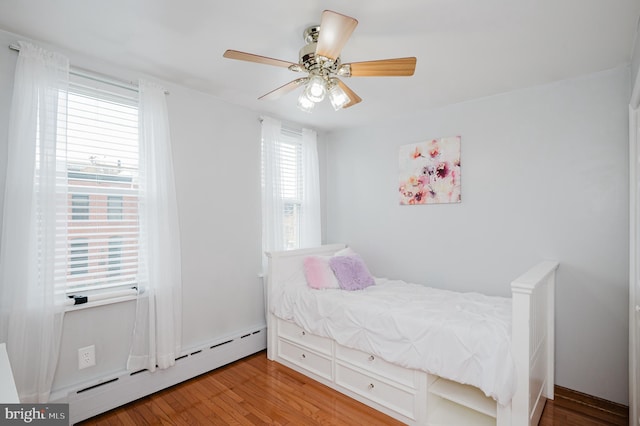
[63, 73, 140, 301]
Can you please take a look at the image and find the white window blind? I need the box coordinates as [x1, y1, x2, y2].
[62, 75, 139, 295]
[278, 129, 303, 250]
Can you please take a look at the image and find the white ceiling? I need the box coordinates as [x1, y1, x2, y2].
[0, 0, 639, 131]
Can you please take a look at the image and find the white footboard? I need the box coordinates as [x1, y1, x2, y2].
[265, 245, 558, 426]
[509, 260, 558, 426]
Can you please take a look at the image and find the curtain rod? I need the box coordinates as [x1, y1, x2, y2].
[259, 116, 306, 135]
[8, 43, 169, 95]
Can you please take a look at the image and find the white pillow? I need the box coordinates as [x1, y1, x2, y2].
[334, 246, 356, 257]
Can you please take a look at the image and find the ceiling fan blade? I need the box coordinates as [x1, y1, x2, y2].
[223, 50, 298, 69]
[346, 57, 417, 77]
[259, 78, 308, 100]
[315, 10, 358, 61]
[336, 79, 362, 108]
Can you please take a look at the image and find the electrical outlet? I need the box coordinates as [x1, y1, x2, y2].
[78, 345, 96, 370]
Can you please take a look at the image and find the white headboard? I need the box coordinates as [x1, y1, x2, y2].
[264, 244, 346, 356]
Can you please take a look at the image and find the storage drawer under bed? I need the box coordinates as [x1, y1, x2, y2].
[277, 339, 333, 381]
[335, 344, 417, 389]
[277, 319, 332, 355]
[335, 362, 419, 420]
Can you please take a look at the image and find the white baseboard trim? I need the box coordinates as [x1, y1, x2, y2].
[50, 324, 267, 424]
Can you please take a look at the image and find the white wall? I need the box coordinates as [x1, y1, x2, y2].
[0, 30, 267, 395]
[632, 28, 640, 90]
[168, 84, 265, 347]
[324, 67, 630, 405]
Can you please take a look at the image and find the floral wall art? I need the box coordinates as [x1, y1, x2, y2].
[398, 136, 461, 205]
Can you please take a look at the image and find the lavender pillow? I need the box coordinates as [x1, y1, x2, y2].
[329, 255, 375, 291]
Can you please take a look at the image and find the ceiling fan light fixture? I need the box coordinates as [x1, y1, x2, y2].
[328, 82, 350, 110]
[304, 75, 327, 102]
[297, 92, 315, 112]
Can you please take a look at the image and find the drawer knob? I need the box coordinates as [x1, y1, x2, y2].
[301, 353, 306, 359]
[368, 383, 375, 390]
[368, 355, 375, 362]
[301, 331, 306, 336]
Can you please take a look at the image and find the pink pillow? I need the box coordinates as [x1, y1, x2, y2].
[303, 256, 340, 289]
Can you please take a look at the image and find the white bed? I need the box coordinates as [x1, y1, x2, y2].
[265, 244, 558, 426]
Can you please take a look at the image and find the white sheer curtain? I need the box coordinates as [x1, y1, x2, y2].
[127, 79, 182, 372]
[261, 117, 321, 266]
[261, 116, 285, 266]
[300, 128, 321, 248]
[0, 41, 69, 402]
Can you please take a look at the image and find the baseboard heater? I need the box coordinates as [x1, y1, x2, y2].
[49, 324, 267, 424]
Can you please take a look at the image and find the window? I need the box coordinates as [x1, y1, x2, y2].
[107, 195, 123, 220]
[108, 236, 123, 276]
[71, 194, 89, 220]
[261, 120, 320, 254]
[69, 238, 89, 275]
[278, 134, 303, 249]
[63, 75, 139, 295]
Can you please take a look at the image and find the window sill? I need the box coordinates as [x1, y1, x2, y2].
[64, 289, 138, 312]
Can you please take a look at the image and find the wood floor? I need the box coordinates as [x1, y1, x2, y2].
[78, 351, 628, 426]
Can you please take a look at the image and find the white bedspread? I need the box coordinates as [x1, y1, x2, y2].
[271, 277, 516, 405]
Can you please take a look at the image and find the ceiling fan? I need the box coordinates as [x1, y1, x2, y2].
[223, 10, 417, 112]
